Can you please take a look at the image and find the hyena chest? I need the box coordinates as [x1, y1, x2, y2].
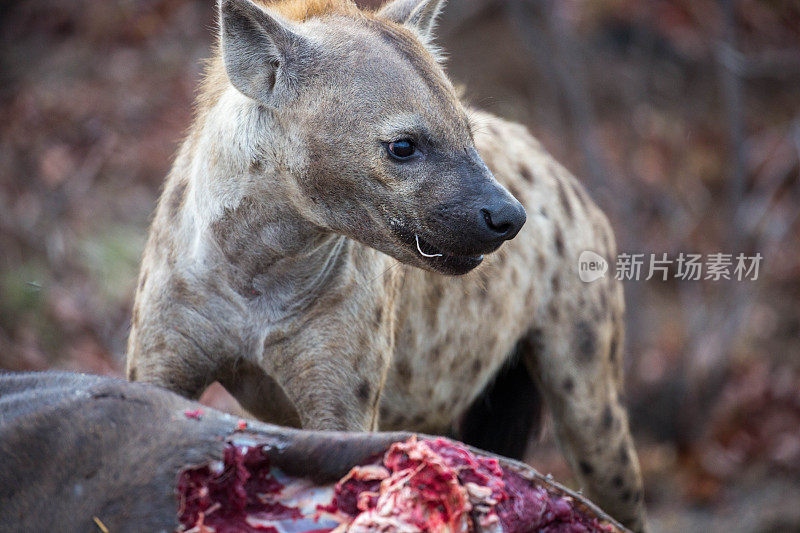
[378, 268, 532, 433]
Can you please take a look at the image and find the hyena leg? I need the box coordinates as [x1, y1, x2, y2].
[522, 318, 646, 531]
[259, 260, 399, 432]
[263, 293, 396, 432]
[266, 339, 392, 432]
[126, 328, 219, 400]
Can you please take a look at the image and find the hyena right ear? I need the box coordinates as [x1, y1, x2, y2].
[219, 0, 311, 104]
[378, 0, 446, 43]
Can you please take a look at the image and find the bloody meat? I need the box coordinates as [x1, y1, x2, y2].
[323, 437, 614, 533]
[177, 444, 302, 533]
[178, 437, 615, 532]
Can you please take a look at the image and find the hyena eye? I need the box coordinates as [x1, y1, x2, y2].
[387, 139, 417, 160]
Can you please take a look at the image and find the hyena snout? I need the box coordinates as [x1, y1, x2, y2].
[456, 179, 526, 253]
[478, 189, 527, 244]
[423, 177, 526, 264]
[447, 155, 527, 254]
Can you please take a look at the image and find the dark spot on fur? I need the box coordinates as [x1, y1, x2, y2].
[575, 320, 598, 363]
[471, 359, 482, 377]
[363, 331, 376, 351]
[357, 380, 371, 403]
[425, 284, 444, 322]
[128, 366, 137, 381]
[334, 400, 348, 421]
[478, 269, 491, 298]
[579, 460, 594, 476]
[479, 283, 489, 299]
[138, 270, 148, 292]
[621, 489, 632, 502]
[602, 404, 614, 430]
[556, 180, 573, 220]
[551, 274, 561, 293]
[525, 328, 545, 355]
[634, 490, 643, 502]
[171, 277, 189, 299]
[374, 306, 383, 326]
[554, 227, 565, 256]
[508, 183, 521, 199]
[520, 165, 533, 183]
[612, 475, 624, 488]
[132, 303, 140, 327]
[574, 320, 598, 363]
[353, 350, 366, 371]
[610, 329, 620, 363]
[548, 301, 560, 320]
[166, 246, 177, 268]
[620, 445, 630, 465]
[562, 377, 574, 392]
[536, 252, 546, 271]
[250, 158, 265, 173]
[397, 359, 412, 380]
[573, 183, 589, 212]
[540, 206, 549, 219]
[167, 180, 187, 218]
[430, 282, 444, 301]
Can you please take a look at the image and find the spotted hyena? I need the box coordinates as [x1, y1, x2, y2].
[126, 0, 646, 529]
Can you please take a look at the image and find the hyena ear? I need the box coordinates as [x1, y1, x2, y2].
[378, 0, 446, 42]
[219, 0, 310, 104]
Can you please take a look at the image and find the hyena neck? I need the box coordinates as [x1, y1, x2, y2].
[174, 86, 347, 302]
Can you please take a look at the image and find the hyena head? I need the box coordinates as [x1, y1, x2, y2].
[219, 0, 526, 275]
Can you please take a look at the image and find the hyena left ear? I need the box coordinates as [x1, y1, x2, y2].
[219, 0, 312, 105]
[378, 0, 446, 42]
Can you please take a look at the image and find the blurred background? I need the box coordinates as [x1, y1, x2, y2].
[1, 0, 798, 531]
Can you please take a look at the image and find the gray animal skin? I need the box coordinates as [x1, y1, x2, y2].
[0, 371, 627, 533]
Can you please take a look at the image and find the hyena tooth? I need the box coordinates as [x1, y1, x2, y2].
[415, 234, 443, 258]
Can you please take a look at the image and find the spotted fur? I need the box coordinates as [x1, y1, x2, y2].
[126, 0, 646, 529]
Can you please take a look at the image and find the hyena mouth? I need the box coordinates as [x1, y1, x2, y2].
[391, 221, 484, 275]
[414, 233, 485, 274]
[415, 234, 443, 258]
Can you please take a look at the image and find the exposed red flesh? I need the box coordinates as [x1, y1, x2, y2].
[177, 444, 302, 532]
[322, 437, 614, 532]
[184, 408, 205, 420]
[178, 437, 615, 532]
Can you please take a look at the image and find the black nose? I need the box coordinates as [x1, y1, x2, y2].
[479, 199, 526, 242]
